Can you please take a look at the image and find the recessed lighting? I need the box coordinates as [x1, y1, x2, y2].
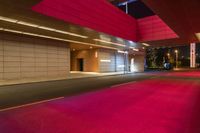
[142, 43, 150, 46]
[94, 39, 125, 47]
[0, 16, 88, 39]
[100, 59, 111, 62]
[0, 27, 118, 50]
[129, 46, 139, 51]
[118, 50, 128, 54]
[195, 33, 200, 41]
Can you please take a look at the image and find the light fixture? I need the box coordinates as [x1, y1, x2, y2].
[95, 51, 98, 58]
[0, 16, 17, 23]
[129, 46, 139, 52]
[195, 33, 200, 41]
[100, 59, 111, 62]
[0, 16, 88, 39]
[17, 21, 38, 27]
[3, 29, 22, 34]
[90, 46, 93, 49]
[118, 50, 128, 54]
[142, 43, 150, 46]
[132, 48, 139, 52]
[117, 65, 125, 68]
[94, 39, 125, 47]
[0, 27, 118, 50]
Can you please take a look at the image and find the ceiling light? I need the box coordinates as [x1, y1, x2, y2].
[17, 21, 38, 27]
[132, 48, 139, 52]
[0, 16, 88, 39]
[38, 26, 55, 31]
[195, 33, 200, 41]
[118, 50, 128, 54]
[0, 27, 118, 50]
[142, 43, 150, 46]
[94, 39, 125, 47]
[100, 60, 111, 62]
[0, 16, 17, 23]
[3, 29, 22, 34]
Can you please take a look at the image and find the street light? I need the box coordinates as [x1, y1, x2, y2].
[175, 50, 178, 68]
[167, 53, 170, 58]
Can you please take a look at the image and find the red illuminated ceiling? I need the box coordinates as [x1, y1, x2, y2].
[137, 15, 178, 42]
[32, 0, 185, 45]
[141, 0, 200, 45]
[32, 0, 137, 41]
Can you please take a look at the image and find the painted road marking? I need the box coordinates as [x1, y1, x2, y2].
[0, 97, 64, 112]
[111, 81, 136, 88]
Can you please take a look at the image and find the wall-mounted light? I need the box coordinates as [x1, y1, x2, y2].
[117, 50, 128, 54]
[0, 16, 88, 39]
[94, 39, 125, 47]
[95, 51, 98, 58]
[100, 59, 111, 62]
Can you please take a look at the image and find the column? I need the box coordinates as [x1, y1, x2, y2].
[190, 43, 196, 68]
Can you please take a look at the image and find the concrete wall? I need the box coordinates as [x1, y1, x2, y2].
[71, 49, 127, 73]
[116, 53, 125, 72]
[0, 32, 70, 80]
[98, 49, 125, 72]
[71, 49, 98, 72]
[98, 49, 116, 72]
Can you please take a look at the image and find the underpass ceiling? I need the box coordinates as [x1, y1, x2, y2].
[0, 0, 145, 52]
[141, 0, 200, 46]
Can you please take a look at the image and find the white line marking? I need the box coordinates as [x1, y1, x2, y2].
[0, 97, 64, 112]
[111, 81, 136, 88]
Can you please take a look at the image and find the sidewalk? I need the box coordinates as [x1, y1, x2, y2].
[0, 71, 130, 86]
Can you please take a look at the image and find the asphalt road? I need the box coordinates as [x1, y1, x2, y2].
[0, 70, 200, 110]
[0, 73, 153, 109]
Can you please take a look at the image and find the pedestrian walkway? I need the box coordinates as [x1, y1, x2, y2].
[0, 71, 129, 86]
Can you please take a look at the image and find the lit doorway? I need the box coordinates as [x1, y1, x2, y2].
[130, 58, 135, 72]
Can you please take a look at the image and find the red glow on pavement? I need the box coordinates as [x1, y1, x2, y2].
[0, 75, 200, 133]
[149, 71, 200, 78]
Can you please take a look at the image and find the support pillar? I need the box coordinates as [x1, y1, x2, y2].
[190, 43, 196, 68]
